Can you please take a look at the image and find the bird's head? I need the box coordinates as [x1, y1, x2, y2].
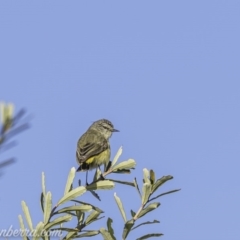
[89, 119, 119, 139]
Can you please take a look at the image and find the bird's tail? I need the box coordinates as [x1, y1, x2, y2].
[76, 162, 89, 172]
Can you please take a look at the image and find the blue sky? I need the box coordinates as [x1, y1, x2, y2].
[0, 1, 240, 239]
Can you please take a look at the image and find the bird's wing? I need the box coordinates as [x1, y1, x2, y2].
[76, 132, 108, 163]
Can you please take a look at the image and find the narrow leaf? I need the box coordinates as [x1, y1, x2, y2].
[71, 200, 103, 213]
[122, 219, 134, 239]
[149, 189, 181, 202]
[143, 168, 150, 184]
[100, 228, 114, 240]
[33, 222, 44, 239]
[21, 201, 33, 231]
[5, 122, 29, 138]
[130, 210, 136, 218]
[42, 172, 46, 197]
[108, 179, 135, 187]
[85, 210, 102, 225]
[134, 178, 142, 198]
[55, 205, 92, 214]
[50, 227, 78, 232]
[150, 170, 155, 184]
[6, 103, 14, 119]
[136, 233, 163, 239]
[151, 175, 173, 193]
[111, 146, 123, 167]
[12, 108, 26, 123]
[64, 167, 76, 195]
[0, 158, 15, 168]
[114, 193, 127, 223]
[138, 202, 160, 219]
[112, 169, 131, 174]
[18, 215, 27, 240]
[132, 220, 160, 231]
[107, 218, 116, 240]
[57, 186, 86, 206]
[93, 168, 102, 182]
[111, 159, 136, 171]
[0, 102, 4, 123]
[40, 192, 44, 213]
[76, 211, 85, 224]
[44, 214, 72, 230]
[142, 183, 151, 204]
[89, 189, 101, 201]
[76, 231, 99, 238]
[65, 231, 78, 239]
[43, 192, 52, 224]
[86, 180, 114, 191]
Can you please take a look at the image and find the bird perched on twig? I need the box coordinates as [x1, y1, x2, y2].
[76, 119, 119, 184]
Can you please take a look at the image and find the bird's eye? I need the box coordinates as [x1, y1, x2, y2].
[102, 124, 110, 130]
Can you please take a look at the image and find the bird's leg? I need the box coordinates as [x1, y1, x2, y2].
[98, 165, 105, 180]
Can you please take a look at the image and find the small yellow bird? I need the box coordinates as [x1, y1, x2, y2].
[76, 119, 119, 184]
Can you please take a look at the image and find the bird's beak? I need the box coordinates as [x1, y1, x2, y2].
[112, 129, 119, 132]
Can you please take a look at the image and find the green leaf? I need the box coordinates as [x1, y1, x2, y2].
[71, 200, 103, 213]
[105, 160, 112, 172]
[44, 214, 72, 230]
[112, 169, 131, 174]
[57, 186, 86, 206]
[143, 168, 150, 184]
[40, 192, 44, 213]
[150, 170, 155, 184]
[55, 205, 92, 215]
[88, 189, 101, 201]
[33, 222, 44, 240]
[50, 227, 78, 232]
[85, 210, 102, 225]
[64, 167, 76, 195]
[151, 175, 173, 194]
[93, 168, 102, 182]
[76, 211, 85, 224]
[136, 233, 163, 239]
[76, 231, 99, 238]
[42, 172, 46, 197]
[111, 146, 123, 167]
[130, 210, 136, 218]
[0, 102, 14, 125]
[43, 192, 52, 224]
[142, 183, 152, 204]
[122, 219, 134, 239]
[18, 215, 27, 240]
[132, 220, 160, 231]
[6, 103, 14, 120]
[86, 180, 114, 191]
[134, 178, 141, 198]
[64, 231, 78, 239]
[138, 202, 160, 219]
[149, 189, 181, 202]
[111, 159, 136, 171]
[107, 218, 116, 240]
[114, 193, 127, 223]
[100, 228, 115, 240]
[0, 102, 4, 123]
[21, 201, 33, 231]
[107, 179, 135, 187]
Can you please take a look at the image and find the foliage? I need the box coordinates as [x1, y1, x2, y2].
[0, 102, 180, 239]
[18, 146, 180, 240]
[0, 102, 30, 174]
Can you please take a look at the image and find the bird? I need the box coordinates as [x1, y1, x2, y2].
[76, 119, 119, 184]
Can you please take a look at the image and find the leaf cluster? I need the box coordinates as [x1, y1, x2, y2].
[18, 147, 180, 240]
[113, 168, 180, 239]
[0, 102, 30, 173]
